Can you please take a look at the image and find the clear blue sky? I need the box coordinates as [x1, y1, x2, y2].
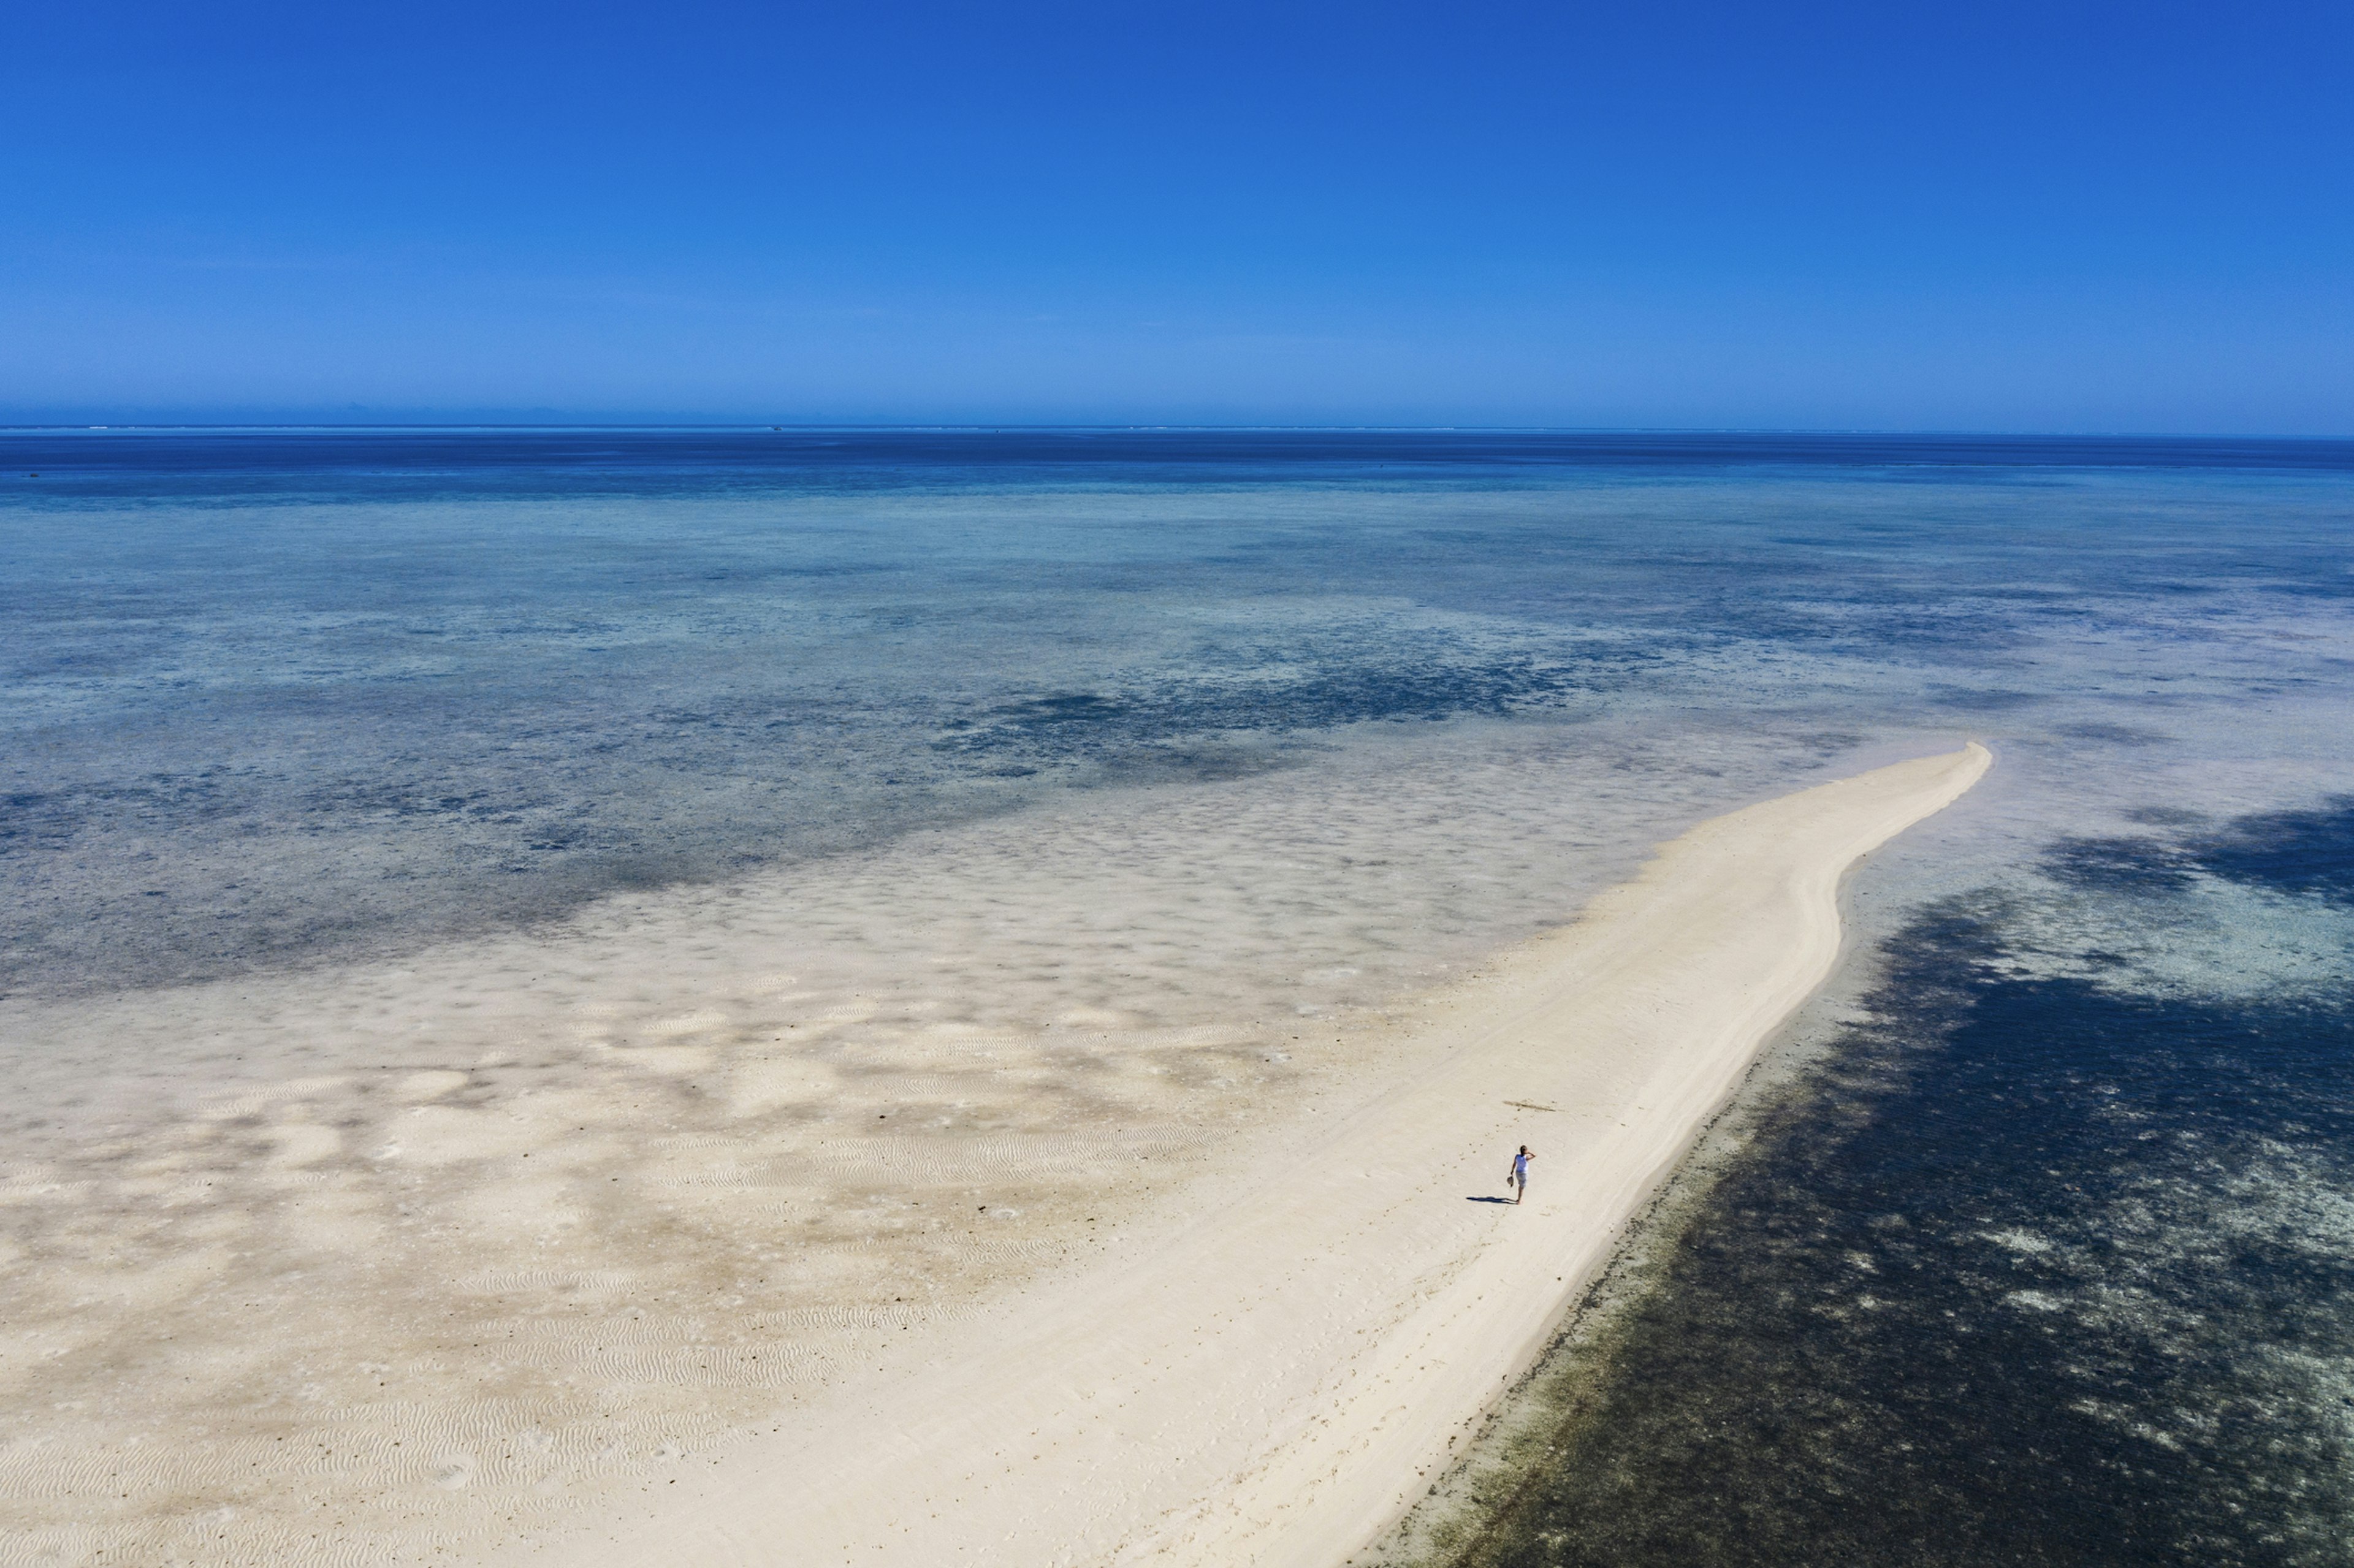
[4, 1, 2348, 430]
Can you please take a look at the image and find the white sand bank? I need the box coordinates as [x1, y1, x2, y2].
[516, 741, 1990, 1568]
[7, 725, 1865, 1565]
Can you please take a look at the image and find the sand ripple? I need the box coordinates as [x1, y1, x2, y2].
[0, 720, 1864, 1563]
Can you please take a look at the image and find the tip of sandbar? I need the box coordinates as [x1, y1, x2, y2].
[1925, 739, 1994, 804]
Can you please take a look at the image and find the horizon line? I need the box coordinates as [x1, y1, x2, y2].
[5, 423, 2352, 441]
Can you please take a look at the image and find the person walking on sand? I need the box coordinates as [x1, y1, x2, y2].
[1508, 1144, 1534, 1205]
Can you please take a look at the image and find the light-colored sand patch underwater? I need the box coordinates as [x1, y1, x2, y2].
[488, 741, 1986, 1568]
[0, 723, 1960, 1566]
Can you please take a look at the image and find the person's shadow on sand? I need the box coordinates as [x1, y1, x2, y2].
[1465, 1195, 1514, 1204]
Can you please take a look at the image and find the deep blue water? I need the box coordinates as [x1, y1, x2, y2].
[1420, 806, 2354, 1568]
[14, 428, 2354, 501]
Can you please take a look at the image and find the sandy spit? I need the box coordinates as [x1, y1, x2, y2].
[505, 741, 1991, 1568]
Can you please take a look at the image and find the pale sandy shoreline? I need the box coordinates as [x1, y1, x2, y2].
[0, 725, 1815, 1565]
[502, 741, 1991, 1568]
[0, 739, 1984, 1566]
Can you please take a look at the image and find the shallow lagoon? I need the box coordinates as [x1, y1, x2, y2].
[2, 430, 2350, 1560]
[7, 429, 2350, 1003]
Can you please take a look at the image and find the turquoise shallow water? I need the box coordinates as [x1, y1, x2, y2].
[4, 429, 2348, 1002]
[2, 430, 2352, 1559]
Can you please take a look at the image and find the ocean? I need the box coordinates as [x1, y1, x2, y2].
[2, 429, 2349, 1562]
[1376, 805, 2354, 1568]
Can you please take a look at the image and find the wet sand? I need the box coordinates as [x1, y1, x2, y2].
[0, 724, 1779, 1564]
[0, 738, 1984, 1566]
[498, 742, 1990, 1567]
